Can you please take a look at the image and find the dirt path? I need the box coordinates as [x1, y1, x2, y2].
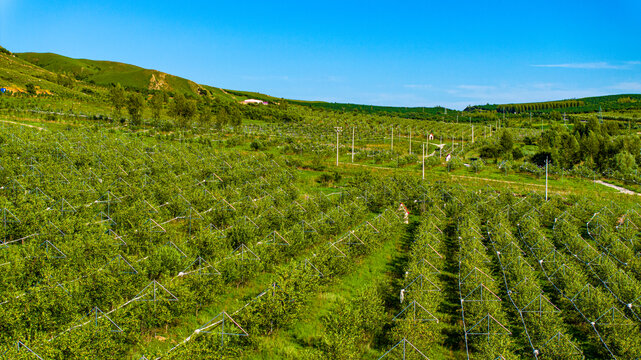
[0, 119, 46, 131]
[219, 88, 237, 100]
[594, 180, 641, 196]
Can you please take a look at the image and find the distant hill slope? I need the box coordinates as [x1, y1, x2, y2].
[14, 51, 278, 104]
[0, 48, 101, 97]
[16, 52, 206, 95]
[289, 99, 452, 116]
[467, 94, 641, 114]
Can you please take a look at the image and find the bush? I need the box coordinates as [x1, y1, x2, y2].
[531, 151, 553, 167]
[425, 155, 441, 167]
[479, 144, 499, 159]
[447, 157, 463, 172]
[317, 173, 333, 184]
[249, 140, 264, 151]
[512, 147, 524, 160]
[470, 159, 485, 173]
[26, 83, 36, 95]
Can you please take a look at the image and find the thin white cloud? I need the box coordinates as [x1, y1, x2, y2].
[608, 82, 641, 92]
[404, 84, 433, 89]
[532, 61, 639, 70]
[457, 85, 496, 91]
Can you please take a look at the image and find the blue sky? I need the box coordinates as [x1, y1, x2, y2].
[1, 0, 640, 109]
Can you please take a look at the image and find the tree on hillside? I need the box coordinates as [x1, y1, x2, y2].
[198, 108, 212, 126]
[228, 104, 242, 127]
[558, 133, 580, 169]
[26, 83, 36, 95]
[169, 93, 197, 128]
[56, 73, 74, 88]
[127, 93, 145, 125]
[586, 116, 600, 135]
[215, 107, 229, 128]
[499, 129, 513, 157]
[614, 151, 637, 174]
[149, 93, 164, 120]
[109, 84, 126, 118]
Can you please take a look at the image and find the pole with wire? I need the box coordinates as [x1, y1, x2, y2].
[545, 157, 549, 201]
[351, 126, 355, 163]
[422, 143, 425, 180]
[335, 127, 342, 167]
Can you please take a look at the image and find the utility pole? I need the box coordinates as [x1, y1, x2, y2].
[599, 106, 603, 123]
[351, 126, 355, 163]
[422, 143, 425, 180]
[335, 127, 342, 166]
[472, 125, 474, 143]
[545, 157, 549, 201]
[409, 128, 412, 155]
[427, 132, 429, 156]
[391, 127, 394, 152]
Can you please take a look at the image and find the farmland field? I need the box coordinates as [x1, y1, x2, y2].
[1, 33, 641, 359]
[0, 113, 640, 359]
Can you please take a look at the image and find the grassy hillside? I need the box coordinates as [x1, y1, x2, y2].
[16, 52, 206, 95]
[0, 49, 104, 98]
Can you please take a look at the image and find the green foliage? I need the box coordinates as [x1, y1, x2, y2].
[169, 93, 197, 128]
[614, 150, 637, 173]
[447, 156, 463, 171]
[126, 92, 145, 125]
[149, 93, 164, 120]
[109, 83, 126, 117]
[470, 94, 641, 114]
[249, 140, 264, 151]
[499, 129, 514, 155]
[25, 83, 36, 95]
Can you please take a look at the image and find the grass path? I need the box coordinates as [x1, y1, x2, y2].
[241, 219, 409, 359]
[0, 118, 46, 130]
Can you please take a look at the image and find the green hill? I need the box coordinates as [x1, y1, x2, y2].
[0, 49, 102, 97]
[16, 52, 205, 95]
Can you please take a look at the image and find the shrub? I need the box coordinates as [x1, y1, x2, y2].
[250, 140, 264, 151]
[26, 83, 36, 95]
